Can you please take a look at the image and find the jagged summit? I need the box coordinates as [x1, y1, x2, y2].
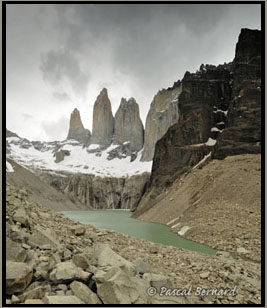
[90, 88, 114, 147]
[67, 108, 91, 143]
[141, 83, 182, 161]
[113, 97, 144, 152]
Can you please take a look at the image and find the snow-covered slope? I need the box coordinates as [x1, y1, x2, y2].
[6, 135, 152, 178]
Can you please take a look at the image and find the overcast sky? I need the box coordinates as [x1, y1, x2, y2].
[6, 3, 261, 141]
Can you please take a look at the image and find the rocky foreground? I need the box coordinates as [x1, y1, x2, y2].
[6, 182, 261, 304]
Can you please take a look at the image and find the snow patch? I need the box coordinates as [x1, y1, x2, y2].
[178, 226, 191, 236]
[7, 141, 152, 178]
[6, 161, 14, 172]
[211, 127, 223, 133]
[166, 216, 180, 226]
[88, 144, 101, 150]
[193, 152, 211, 170]
[171, 222, 181, 229]
[213, 107, 228, 116]
[206, 138, 217, 146]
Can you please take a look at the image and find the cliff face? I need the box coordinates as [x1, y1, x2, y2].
[135, 28, 261, 210]
[113, 98, 144, 152]
[214, 28, 261, 159]
[141, 84, 182, 161]
[39, 172, 150, 210]
[148, 64, 232, 194]
[67, 108, 91, 144]
[90, 88, 114, 147]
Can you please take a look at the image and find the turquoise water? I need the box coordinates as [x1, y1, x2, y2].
[62, 210, 216, 255]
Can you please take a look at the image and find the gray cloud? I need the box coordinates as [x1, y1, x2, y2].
[42, 116, 70, 141]
[52, 91, 71, 102]
[40, 48, 89, 100]
[6, 3, 261, 141]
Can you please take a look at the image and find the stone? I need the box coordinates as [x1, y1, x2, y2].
[23, 285, 51, 300]
[96, 266, 150, 304]
[43, 295, 84, 304]
[49, 261, 90, 283]
[199, 271, 210, 279]
[24, 299, 44, 304]
[6, 261, 33, 295]
[149, 246, 158, 254]
[67, 108, 91, 143]
[53, 284, 68, 292]
[89, 243, 136, 275]
[216, 251, 231, 258]
[70, 225, 85, 236]
[6, 238, 27, 262]
[28, 226, 61, 249]
[133, 258, 149, 275]
[13, 207, 30, 227]
[70, 280, 102, 304]
[10, 229, 29, 243]
[114, 97, 144, 152]
[90, 88, 114, 147]
[237, 247, 250, 254]
[11, 295, 20, 304]
[143, 273, 173, 292]
[72, 253, 89, 270]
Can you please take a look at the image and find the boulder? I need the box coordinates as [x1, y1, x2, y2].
[13, 207, 30, 227]
[89, 243, 136, 275]
[70, 280, 102, 304]
[54, 150, 70, 163]
[114, 97, 144, 152]
[49, 261, 90, 284]
[133, 258, 149, 275]
[72, 253, 89, 270]
[24, 299, 44, 304]
[6, 261, 33, 295]
[28, 226, 61, 249]
[96, 266, 150, 304]
[6, 238, 27, 262]
[22, 285, 51, 301]
[143, 273, 173, 292]
[43, 295, 84, 304]
[90, 88, 114, 147]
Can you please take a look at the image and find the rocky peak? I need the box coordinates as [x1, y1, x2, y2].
[6, 129, 20, 138]
[90, 88, 114, 147]
[67, 108, 91, 144]
[141, 84, 182, 161]
[113, 97, 144, 152]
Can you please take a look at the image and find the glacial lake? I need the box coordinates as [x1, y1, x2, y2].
[62, 210, 217, 255]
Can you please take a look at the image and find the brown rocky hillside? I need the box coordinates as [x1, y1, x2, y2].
[133, 154, 261, 263]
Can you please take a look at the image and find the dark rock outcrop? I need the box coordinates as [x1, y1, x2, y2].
[214, 28, 261, 159]
[54, 150, 70, 163]
[147, 64, 232, 193]
[136, 28, 261, 203]
[90, 88, 114, 147]
[114, 98, 144, 152]
[6, 129, 19, 138]
[67, 108, 91, 144]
